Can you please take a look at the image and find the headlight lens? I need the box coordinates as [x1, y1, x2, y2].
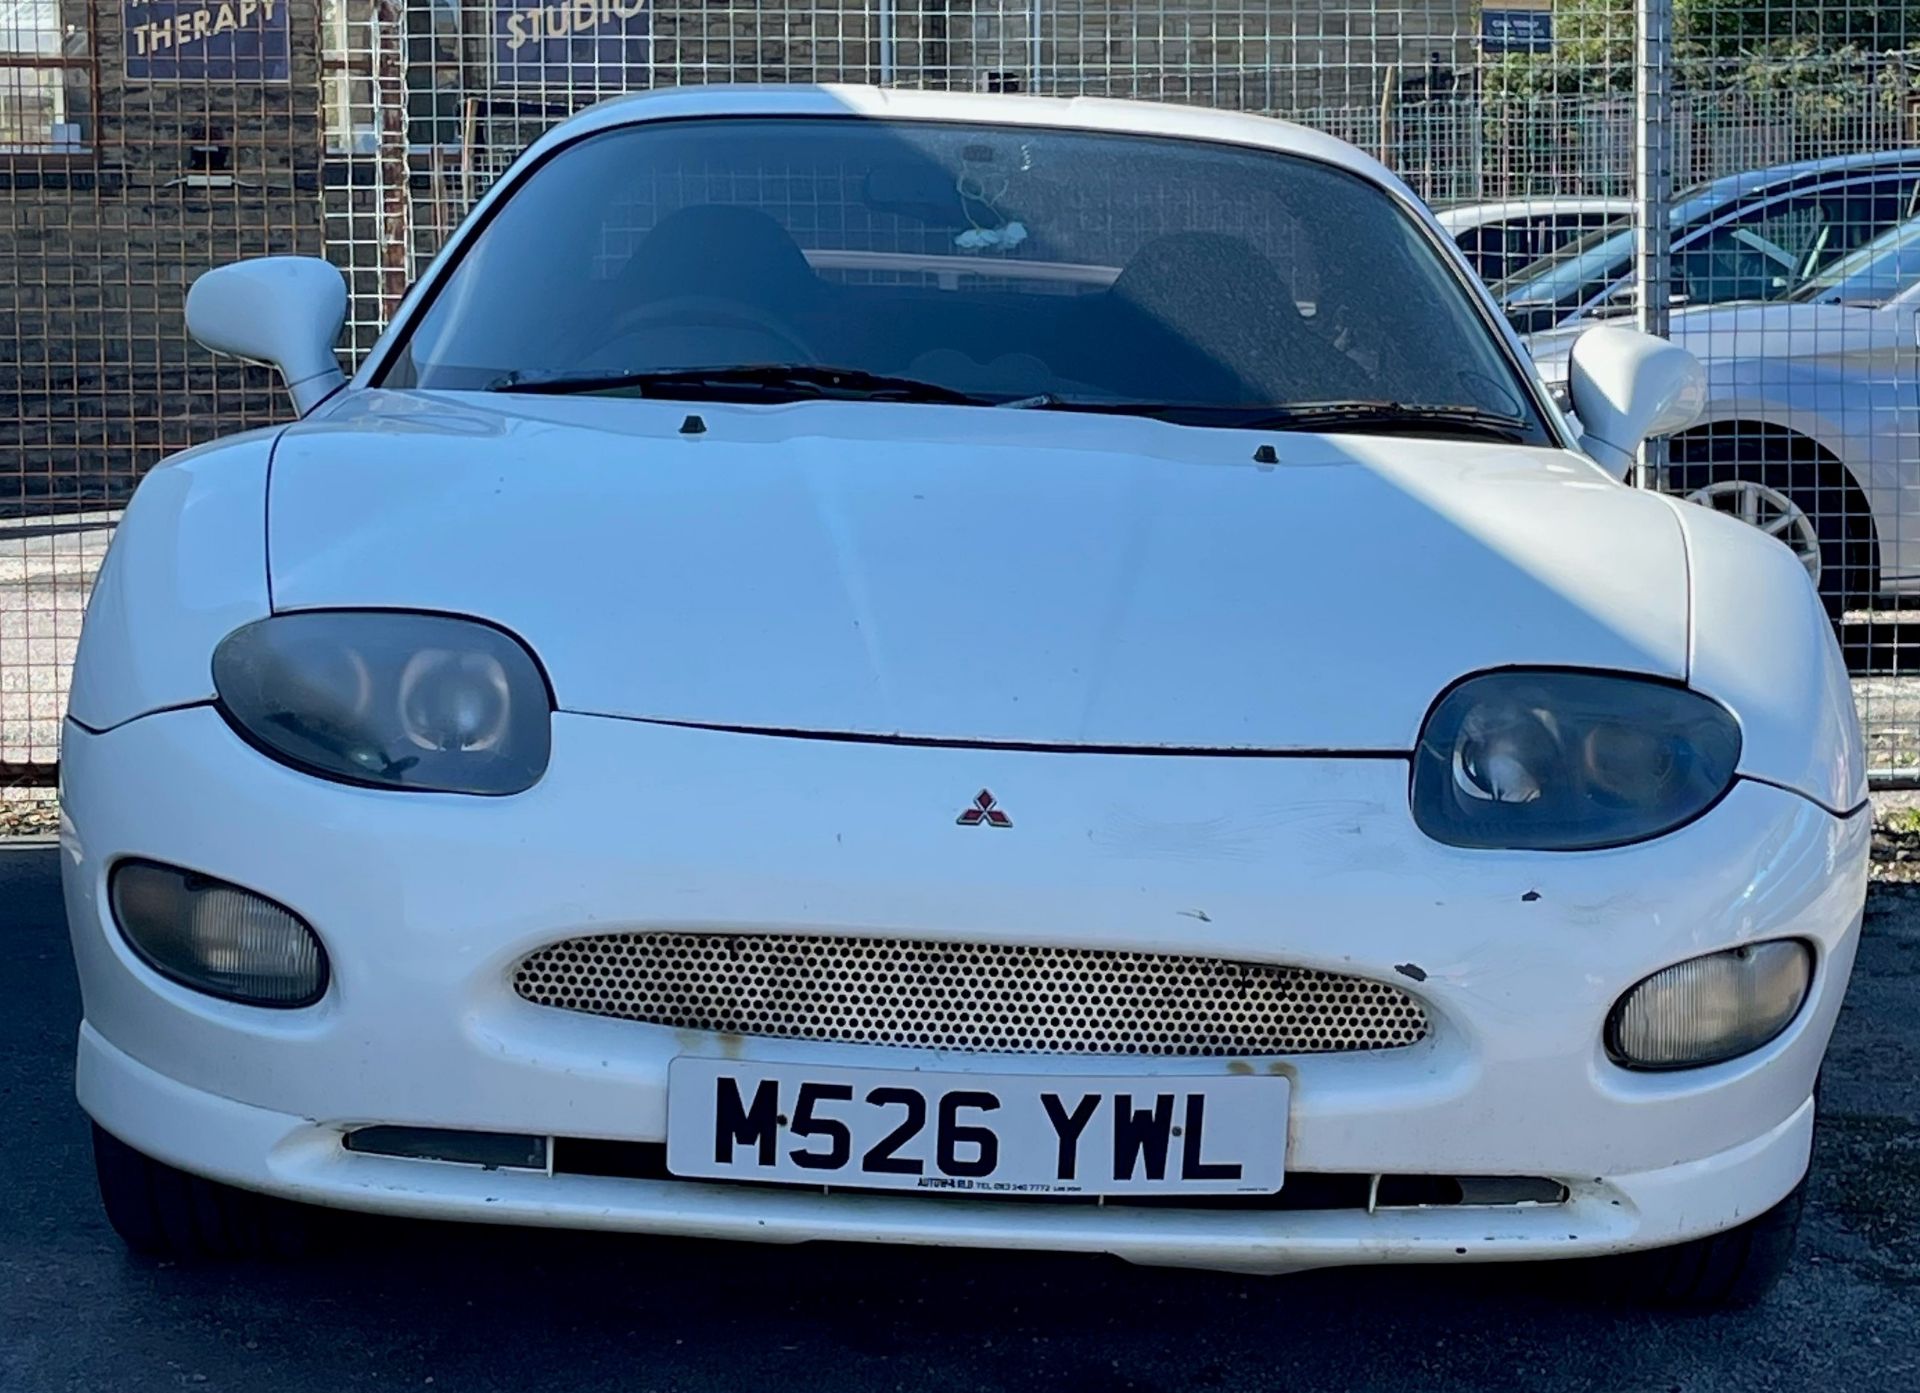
[111, 860, 328, 1007]
[1411, 670, 1740, 850]
[213, 612, 551, 794]
[1608, 941, 1812, 1069]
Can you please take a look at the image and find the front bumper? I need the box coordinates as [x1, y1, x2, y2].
[61, 706, 1868, 1274]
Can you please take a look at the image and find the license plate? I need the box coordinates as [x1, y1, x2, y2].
[666, 1058, 1288, 1196]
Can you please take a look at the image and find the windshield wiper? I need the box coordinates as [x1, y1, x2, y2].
[1018, 397, 1532, 441]
[488, 363, 997, 406]
[1242, 401, 1533, 441]
[487, 371, 1529, 440]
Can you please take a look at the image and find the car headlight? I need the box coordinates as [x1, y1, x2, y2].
[213, 611, 552, 794]
[1411, 670, 1741, 850]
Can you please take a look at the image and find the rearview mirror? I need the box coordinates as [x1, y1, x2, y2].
[186, 257, 347, 414]
[1566, 326, 1706, 479]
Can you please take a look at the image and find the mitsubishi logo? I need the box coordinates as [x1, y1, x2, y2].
[956, 789, 1012, 828]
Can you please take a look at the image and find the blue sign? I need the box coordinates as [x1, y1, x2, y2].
[123, 0, 290, 81]
[1482, 9, 1555, 54]
[495, 0, 652, 88]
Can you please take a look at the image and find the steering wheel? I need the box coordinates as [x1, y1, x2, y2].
[599, 295, 819, 365]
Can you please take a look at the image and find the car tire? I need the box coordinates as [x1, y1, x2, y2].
[1604, 1174, 1808, 1310]
[92, 1124, 321, 1260]
[1666, 429, 1874, 620]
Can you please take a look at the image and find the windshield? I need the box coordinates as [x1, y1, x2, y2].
[383, 117, 1543, 436]
[1490, 186, 1723, 309]
[1790, 216, 1920, 304]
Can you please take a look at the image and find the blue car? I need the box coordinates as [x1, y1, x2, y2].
[1496, 149, 1920, 334]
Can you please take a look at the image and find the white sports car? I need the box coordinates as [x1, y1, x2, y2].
[61, 86, 1867, 1309]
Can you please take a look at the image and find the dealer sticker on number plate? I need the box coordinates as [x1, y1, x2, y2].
[665, 1058, 1289, 1196]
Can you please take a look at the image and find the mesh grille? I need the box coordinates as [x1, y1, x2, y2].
[511, 933, 1430, 1056]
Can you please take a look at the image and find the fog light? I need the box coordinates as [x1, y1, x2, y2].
[109, 860, 328, 1008]
[1607, 941, 1811, 1069]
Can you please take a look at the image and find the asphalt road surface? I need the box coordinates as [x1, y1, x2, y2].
[3, 842, 1916, 1393]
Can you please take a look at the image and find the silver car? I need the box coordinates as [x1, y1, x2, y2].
[1533, 216, 1920, 614]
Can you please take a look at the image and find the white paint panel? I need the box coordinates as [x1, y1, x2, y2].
[65, 431, 276, 732]
[60, 707, 1865, 1268]
[267, 390, 1691, 751]
[1675, 495, 1867, 812]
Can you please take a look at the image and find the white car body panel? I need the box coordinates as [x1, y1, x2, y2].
[1672, 498, 1867, 811]
[76, 1029, 1817, 1274]
[64, 431, 275, 733]
[62, 85, 1868, 1277]
[62, 705, 1864, 1272]
[272, 389, 1686, 752]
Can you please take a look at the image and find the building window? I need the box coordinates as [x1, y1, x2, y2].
[1, 0, 93, 151]
[407, 0, 472, 152]
[322, 0, 379, 154]
[321, 0, 488, 156]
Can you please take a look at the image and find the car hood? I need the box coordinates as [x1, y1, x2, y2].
[268, 390, 1690, 752]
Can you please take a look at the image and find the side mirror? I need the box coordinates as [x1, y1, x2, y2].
[1567, 326, 1706, 478]
[186, 257, 348, 414]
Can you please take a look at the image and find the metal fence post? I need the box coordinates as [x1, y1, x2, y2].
[374, 0, 415, 323]
[1030, 0, 1044, 93]
[1633, 0, 1674, 490]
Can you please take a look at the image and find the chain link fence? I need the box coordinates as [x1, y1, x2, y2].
[5, 0, 1920, 787]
